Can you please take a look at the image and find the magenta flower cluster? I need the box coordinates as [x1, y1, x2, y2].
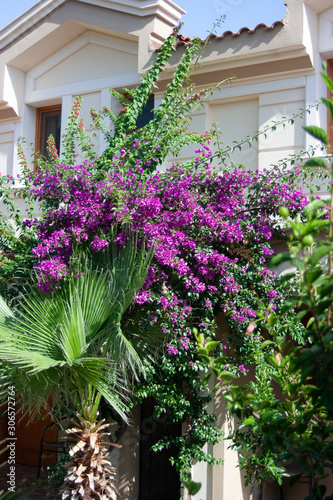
[35, 257, 69, 293]
[26, 159, 308, 367]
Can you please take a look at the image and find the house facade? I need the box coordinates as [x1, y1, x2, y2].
[1, 0, 333, 499]
[1, 0, 333, 179]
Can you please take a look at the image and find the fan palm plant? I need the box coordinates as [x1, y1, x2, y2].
[0, 235, 156, 499]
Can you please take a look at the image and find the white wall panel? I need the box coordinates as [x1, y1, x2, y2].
[259, 99, 305, 152]
[209, 99, 259, 171]
[35, 44, 137, 90]
[0, 131, 14, 175]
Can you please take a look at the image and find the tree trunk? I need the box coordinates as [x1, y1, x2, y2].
[248, 478, 257, 500]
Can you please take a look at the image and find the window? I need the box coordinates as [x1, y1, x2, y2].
[136, 95, 154, 129]
[121, 93, 154, 131]
[35, 105, 61, 161]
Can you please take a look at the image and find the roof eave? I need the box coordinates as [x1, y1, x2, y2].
[0, 0, 185, 51]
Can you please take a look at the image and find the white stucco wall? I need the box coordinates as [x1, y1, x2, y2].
[258, 87, 306, 169]
[0, 128, 14, 175]
[161, 80, 308, 174]
[209, 98, 259, 171]
[319, 7, 333, 57]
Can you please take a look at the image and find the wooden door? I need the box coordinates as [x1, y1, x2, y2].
[16, 409, 57, 466]
[0, 408, 57, 467]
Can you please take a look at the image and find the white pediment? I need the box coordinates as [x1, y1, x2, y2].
[24, 31, 139, 102]
[29, 31, 138, 86]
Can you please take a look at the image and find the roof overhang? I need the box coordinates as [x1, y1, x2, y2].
[305, 0, 333, 14]
[0, 0, 185, 51]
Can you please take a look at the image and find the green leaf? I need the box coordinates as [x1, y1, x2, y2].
[279, 272, 296, 282]
[203, 372, 212, 385]
[310, 245, 332, 264]
[241, 416, 256, 426]
[269, 252, 292, 267]
[279, 207, 290, 218]
[204, 341, 219, 352]
[260, 340, 274, 349]
[303, 125, 328, 145]
[309, 219, 330, 230]
[196, 333, 205, 346]
[306, 317, 315, 329]
[183, 479, 202, 496]
[267, 314, 279, 327]
[304, 199, 326, 214]
[218, 370, 237, 379]
[321, 72, 333, 91]
[321, 97, 333, 123]
[319, 282, 333, 299]
[198, 347, 209, 357]
[296, 309, 307, 320]
[213, 357, 227, 366]
[0, 238, 157, 422]
[198, 353, 211, 364]
[305, 268, 323, 284]
[303, 158, 328, 169]
[289, 473, 303, 487]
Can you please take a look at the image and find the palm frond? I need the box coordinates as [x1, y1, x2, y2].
[0, 234, 157, 425]
[59, 300, 87, 362]
[0, 295, 14, 322]
[89, 230, 154, 318]
[60, 264, 118, 340]
[0, 345, 65, 372]
[72, 357, 128, 421]
[107, 323, 145, 378]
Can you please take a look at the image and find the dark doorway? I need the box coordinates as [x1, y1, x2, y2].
[139, 397, 181, 500]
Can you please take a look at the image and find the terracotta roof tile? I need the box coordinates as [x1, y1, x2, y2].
[174, 20, 285, 47]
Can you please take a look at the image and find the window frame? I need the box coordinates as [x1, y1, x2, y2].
[35, 104, 62, 160]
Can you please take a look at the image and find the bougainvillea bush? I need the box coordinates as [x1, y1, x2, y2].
[0, 24, 317, 493]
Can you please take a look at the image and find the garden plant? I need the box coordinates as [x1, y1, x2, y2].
[0, 238, 154, 499]
[0, 23, 328, 499]
[196, 69, 333, 500]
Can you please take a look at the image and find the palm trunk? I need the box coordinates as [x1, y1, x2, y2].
[60, 410, 120, 499]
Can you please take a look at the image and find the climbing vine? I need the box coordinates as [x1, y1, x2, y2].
[0, 24, 325, 495]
